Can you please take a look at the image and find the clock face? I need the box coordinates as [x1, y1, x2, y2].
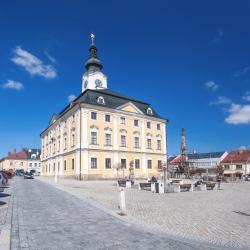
[95, 79, 102, 87]
[84, 80, 88, 88]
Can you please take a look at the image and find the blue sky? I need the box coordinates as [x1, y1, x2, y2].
[0, 0, 250, 158]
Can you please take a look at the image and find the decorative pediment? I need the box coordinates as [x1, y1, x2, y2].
[120, 129, 127, 134]
[49, 113, 59, 126]
[90, 125, 99, 131]
[104, 127, 112, 132]
[116, 102, 143, 114]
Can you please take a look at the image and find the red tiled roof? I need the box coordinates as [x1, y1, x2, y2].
[170, 156, 181, 165]
[221, 150, 250, 164]
[4, 150, 28, 160]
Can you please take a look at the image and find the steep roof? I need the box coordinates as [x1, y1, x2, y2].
[60, 89, 164, 119]
[221, 150, 250, 164]
[23, 148, 41, 160]
[2, 150, 28, 160]
[188, 152, 226, 160]
[169, 156, 181, 165]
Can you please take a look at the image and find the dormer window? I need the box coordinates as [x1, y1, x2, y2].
[97, 96, 105, 105]
[147, 108, 153, 115]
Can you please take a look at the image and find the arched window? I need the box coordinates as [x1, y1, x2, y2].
[97, 96, 105, 105]
[147, 107, 153, 115]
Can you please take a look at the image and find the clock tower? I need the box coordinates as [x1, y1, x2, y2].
[82, 33, 108, 92]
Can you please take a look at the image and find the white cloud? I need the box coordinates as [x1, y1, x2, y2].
[44, 51, 57, 64]
[233, 66, 250, 77]
[243, 91, 250, 102]
[2, 80, 24, 90]
[68, 94, 76, 103]
[205, 81, 219, 91]
[11, 46, 56, 79]
[212, 30, 224, 44]
[209, 96, 231, 106]
[225, 103, 250, 124]
[239, 146, 247, 150]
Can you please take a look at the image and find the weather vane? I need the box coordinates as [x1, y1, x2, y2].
[90, 33, 95, 45]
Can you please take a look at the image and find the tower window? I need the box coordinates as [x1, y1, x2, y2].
[147, 122, 151, 129]
[157, 124, 160, 130]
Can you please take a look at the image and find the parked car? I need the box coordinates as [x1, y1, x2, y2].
[16, 169, 24, 176]
[24, 172, 34, 179]
[245, 175, 250, 181]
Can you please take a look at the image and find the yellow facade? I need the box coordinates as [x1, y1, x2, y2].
[40, 105, 167, 179]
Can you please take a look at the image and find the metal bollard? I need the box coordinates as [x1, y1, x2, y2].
[119, 187, 126, 211]
[54, 175, 58, 184]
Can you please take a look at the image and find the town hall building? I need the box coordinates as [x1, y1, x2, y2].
[40, 34, 168, 179]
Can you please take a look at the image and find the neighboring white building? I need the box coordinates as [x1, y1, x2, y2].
[24, 148, 41, 174]
[221, 150, 250, 178]
[188, 151, 228, 174]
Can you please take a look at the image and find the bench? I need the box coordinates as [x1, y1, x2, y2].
[139, 183, 151, 191]
[203, 182, 216, 190]
[180, 184, 192, 191]
[117, 179, 126, 187]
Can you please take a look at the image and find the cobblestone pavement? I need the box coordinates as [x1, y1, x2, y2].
[38, 177, 250, 249]
[10, 177, 227, 250]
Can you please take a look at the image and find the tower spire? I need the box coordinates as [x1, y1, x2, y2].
[85, 33, 103, 72]
[181, 128, 187, 162]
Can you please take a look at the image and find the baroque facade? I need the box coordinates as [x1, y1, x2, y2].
[40, 35, 168, 179]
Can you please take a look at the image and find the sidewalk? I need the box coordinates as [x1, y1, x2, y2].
[0, 179, 13, 250]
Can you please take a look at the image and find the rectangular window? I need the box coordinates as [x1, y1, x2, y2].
[147, 122, 151, 129]
[105, 134, 111, 146]
[147, 160, 152, 169]
[121, 159, 126, 169]
[91, 158, 97, 169]
[157, 140, 161, 150]
[72, 134, 75, 147]
[158, 160, 162, 169]
[53, 163, 55, 171]
[120, 117, 125, 125]
[105, 114, 111, 122]
[134, 137, 139, 148]
[64, 160, 67, 170]
[135, 159, 140, 169]
[224, 165, 229, 170]
[72, 159, 74, 170]
[105, 158, 111, 169]
[121, 135, 126, 147]
[58, 162, 60, 171]
[91, 112, 97, 120]
[236, 165, 242, 170]
[134, 119, 139, 127]
[157, 124, 161, 130]
[147, 139, 152, 149]
[34, 163, 37, 167]
[91, 132, 97, 145]
[29, 163, 32, 167]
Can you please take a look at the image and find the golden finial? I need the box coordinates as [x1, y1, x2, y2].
[90, 32, 95, 45]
